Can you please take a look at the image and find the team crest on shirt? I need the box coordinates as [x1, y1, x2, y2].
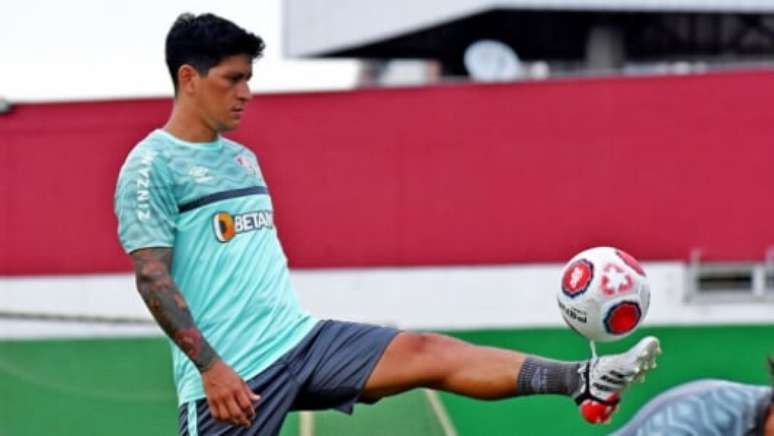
[236, 155, 261, 179]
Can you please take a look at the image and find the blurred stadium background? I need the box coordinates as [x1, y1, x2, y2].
[2, 0, 774, 435]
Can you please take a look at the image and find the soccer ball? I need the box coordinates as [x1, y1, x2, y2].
[557, 246, 650, 342]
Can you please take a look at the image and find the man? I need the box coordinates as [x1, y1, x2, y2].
[114, 13, 661, 435]
[613, 359, 774, 436]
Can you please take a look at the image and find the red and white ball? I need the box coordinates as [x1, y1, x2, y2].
[557, 246, 650, 342]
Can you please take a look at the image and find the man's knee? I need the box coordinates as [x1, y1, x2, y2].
[398, 332, 467, 361]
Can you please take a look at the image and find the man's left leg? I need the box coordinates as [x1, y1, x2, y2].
[361, 332, 660, 423]
[362, 332, 527, 399]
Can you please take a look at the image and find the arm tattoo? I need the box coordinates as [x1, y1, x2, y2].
[131, 247, 218, 371]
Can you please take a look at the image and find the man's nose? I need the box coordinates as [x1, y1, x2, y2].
[237, 81, 252, 101]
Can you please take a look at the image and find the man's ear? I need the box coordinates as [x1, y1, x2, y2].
[177, 64, 199, 95]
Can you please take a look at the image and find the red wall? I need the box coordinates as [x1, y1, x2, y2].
[2, 71, 773, 275]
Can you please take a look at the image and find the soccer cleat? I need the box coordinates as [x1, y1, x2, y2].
[574, 336, 661, 424]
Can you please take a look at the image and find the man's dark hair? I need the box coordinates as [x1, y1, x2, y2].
[165, 13, 265, 91]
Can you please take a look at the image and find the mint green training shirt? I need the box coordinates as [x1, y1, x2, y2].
[114, 129, 316, 405]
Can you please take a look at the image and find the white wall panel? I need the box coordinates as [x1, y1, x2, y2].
[2, 262, 771, 339]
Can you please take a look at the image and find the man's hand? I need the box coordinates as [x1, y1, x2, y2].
[202, 359, 261, 428]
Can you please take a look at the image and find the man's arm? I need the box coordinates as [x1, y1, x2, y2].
[130, 247, 259, 427]
[132, 247, 216, 370]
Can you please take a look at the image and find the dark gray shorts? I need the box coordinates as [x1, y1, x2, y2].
[178, 320, 399, 436]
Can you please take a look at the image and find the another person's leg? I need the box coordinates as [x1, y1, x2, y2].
[764, 358, 774, 436]
[362, 332, 660, 423]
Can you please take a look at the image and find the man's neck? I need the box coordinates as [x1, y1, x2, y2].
[765, 404, 774, 436]
[164, 103, 218, 143]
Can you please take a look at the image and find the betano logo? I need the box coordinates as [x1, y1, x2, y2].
[213, 210, 274, 242]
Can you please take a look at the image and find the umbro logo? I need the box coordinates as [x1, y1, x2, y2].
[189, 166, 213, 183]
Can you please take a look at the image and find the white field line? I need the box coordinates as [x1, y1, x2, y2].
[299, 411, 314, 436]
[423, 389, 458, 436]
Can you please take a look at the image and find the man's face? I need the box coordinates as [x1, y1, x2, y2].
[191, 54, 253, 132]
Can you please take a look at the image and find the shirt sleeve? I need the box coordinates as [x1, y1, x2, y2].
[114, 146, 177, 253]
